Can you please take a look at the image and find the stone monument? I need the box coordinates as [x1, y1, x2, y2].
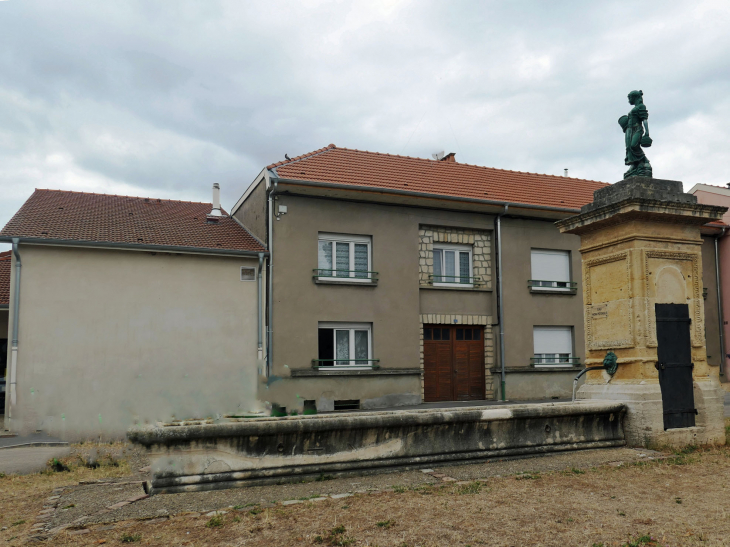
[558, 175, 727, 446]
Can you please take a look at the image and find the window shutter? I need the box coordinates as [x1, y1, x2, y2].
[531, 250, 570, 282]
[533, 326, 572, 354]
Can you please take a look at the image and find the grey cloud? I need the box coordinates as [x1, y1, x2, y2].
[1, 0, 730, 251]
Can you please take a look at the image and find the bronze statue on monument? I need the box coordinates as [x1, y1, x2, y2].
[618, 90, 652, 178]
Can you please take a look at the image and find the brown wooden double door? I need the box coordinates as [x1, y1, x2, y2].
[423, 325, 485, 402]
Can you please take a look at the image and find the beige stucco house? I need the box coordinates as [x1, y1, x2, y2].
[232, 145, 727, 412]
[1, 188, 267, 440]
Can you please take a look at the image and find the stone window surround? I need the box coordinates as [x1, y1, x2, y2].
[418, 314, 495, 401]
[419, 226, 492, 290]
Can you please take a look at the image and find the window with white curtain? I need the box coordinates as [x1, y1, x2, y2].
[532, 326, 575, 367]
[317, 323, 373, 368]
[317, 233, 372, 281]
[433, 243, 472, 286]
[530, 249, 572, 291]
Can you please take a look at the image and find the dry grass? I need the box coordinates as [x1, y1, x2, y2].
[0, 442, 131, 543]
[3, 426, 730, 547]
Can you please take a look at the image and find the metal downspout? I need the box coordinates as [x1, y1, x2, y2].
[257, 253, 264, 366]
[266, 180, 277, 377]
[8, 238, 21, 419]
[716, 228, 726, 377]
[496, 205, 508, 401]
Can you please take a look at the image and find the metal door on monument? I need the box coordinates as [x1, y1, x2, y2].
[423, 325, 485, 402]
[654, 303, 697, 430]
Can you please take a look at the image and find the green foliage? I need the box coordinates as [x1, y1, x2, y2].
[206, 514, 225, 528]
[392, 485, 406, 493]
[515, 472, 541, 480]
[621, 535, 657, 547]
[457, 481, 482, 495]
[570, 468, 585, 474]
[120, 532, 142, 543]
[11, 520, 25, 526]
[315, 474, 334, 482]
[48, 458, 69, 472]
[313, 525, 355, 546]
[249, 507, 264, 515]
[376, 520, 394, 529]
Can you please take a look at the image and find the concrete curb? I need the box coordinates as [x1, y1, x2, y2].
[0, 442, 69, 450]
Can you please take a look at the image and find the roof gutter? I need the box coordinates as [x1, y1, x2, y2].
[495, 205, 508, 401]
[269, 177, 582, 216]
[7, 238, 21, 421]
[716, 227, 727, 378]
[265, 177, 277, 377]
[0, 237, 268, 258]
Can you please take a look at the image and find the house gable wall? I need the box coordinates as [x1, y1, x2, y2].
[233, 179, 267, 245]
[7, 245, 261, 439]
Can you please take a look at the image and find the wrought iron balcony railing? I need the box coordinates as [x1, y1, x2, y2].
[311, 359, 381, 369]
[528, 280, 577, 293]
[530, 356, 581, 368]
[427, 274, 484, 286]
[313, 269, 378, 282]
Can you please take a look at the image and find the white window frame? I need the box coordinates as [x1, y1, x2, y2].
[530, 249, 572, 292]
[317, 233, 373, 282]
[240, 266, 257, 281]
[532, 326, 575, 367]
[318, 322, 373, 370]
[432, 243, 473, 287]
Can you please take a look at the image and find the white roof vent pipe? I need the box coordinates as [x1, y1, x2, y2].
[210, 183, 223, 216]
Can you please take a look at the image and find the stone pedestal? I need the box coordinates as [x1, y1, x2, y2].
[557, 177, 727, 447]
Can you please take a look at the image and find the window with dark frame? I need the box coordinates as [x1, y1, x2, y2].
[317, 323, 372, 367]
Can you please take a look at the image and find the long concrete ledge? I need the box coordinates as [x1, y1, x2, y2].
[128, 401, 626, 495]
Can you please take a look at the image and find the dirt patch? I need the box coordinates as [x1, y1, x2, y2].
[2, 426, 729, 546]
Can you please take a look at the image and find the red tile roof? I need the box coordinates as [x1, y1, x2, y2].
[268, 144, 609, 211]
[0, 251, 10, 307]
[0, 190, 266, 254]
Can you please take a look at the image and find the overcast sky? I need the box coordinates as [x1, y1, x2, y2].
[2, 0, 730, 252]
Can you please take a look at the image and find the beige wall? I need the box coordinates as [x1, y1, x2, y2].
[500, 218, 585, 400]
[233, 180, 267, 245]
[6, 245, 261, 440]
[267, 194, 496, 409]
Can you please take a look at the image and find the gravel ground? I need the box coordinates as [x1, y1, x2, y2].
[433, 446, 663, 481]
[45, 445, 655, 528]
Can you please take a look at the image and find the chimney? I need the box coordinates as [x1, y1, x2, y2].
[564, 169, 569, 177]
[440, 152, 456, 163]
[210, 183, 222, 216]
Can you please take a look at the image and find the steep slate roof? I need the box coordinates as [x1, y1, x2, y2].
[0, 190, 265, 253]
[268, 144, 609, 211]
[0, 251, 10, 307]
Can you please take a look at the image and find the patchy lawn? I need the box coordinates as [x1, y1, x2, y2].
[2, 423, 729, 547]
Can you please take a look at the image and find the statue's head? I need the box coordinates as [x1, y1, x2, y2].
[628, 90, 643, 105]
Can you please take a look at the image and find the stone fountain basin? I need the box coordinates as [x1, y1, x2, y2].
[128, 401, 626, 494]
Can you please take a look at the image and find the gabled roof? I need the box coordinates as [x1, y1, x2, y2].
[0, 190, 266, 254]
[0, 251, 10, 307]
[267, 144, 609, 212]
